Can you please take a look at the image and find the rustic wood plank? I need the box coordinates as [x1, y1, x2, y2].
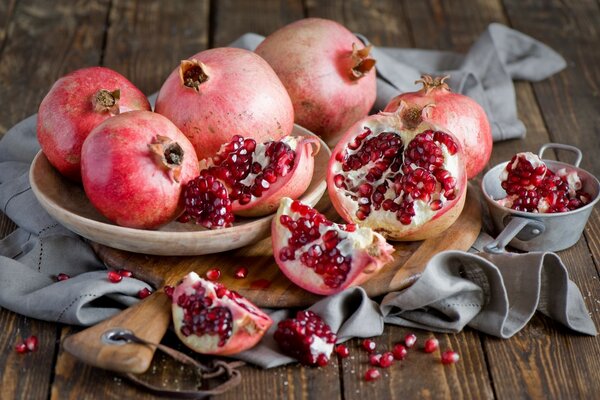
[0, 0, 17, 61]
[102, 0, 210, 96]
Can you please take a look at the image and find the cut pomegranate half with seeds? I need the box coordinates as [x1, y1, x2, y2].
[272, 198, 394, 295]
[327, 105, 467, 241]
[171, 272, 272, 355]
[274, 310, 336, 366]
[197, 134, 320, 218]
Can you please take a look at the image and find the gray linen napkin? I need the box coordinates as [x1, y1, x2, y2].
[229, 23, 566, 142]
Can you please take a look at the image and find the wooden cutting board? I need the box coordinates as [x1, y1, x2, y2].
[93, 187, 482, 308]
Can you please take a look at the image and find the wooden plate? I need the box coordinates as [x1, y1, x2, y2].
[29, 125, 329, 256]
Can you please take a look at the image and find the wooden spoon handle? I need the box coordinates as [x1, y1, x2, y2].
[62, 290, 171, 374]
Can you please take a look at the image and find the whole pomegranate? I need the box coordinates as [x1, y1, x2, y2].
[384, 75, 492, 179]
[255, 18, 377, 146]
[171, 272, 272, 355]
[155, 47, 294, 161]
[37, 67, 151, 181]
[327, 105, 467, 241]
[272, 198, 394, 295]
[497, 152, 592, 212]
[81, 111, 199, 229]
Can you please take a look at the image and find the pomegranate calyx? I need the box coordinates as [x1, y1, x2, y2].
[179, 59, 210, 92]
[416, 75, 451, 95]
[350, 43, 376, 80]
[92, 89, 120, 115]
[148, 135, 184, 183]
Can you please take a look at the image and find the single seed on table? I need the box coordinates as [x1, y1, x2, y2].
[379, 352, 394, 368]
[424, 338, 439, 353]
[15, 342, 28, 354]
[335, 344, 350, 358]
[441, 349, 460, 364]
[362, 338, 376, 353]
[404, 333, 417, 348]
[234, 266, 248, 279]
[369, 353, 381, 366]
[107, 270, 123, 283]
[25, 335, 38, 352]
[364, 368, 381, 382]
[206, 268, 221, 281]
[392, 343, 408, 360]
[138, 288, 152, 299]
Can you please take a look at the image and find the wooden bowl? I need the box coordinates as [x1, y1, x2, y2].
[29, 125, 329, 256]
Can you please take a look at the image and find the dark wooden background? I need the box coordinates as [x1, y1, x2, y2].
[1, 0, 599, 399]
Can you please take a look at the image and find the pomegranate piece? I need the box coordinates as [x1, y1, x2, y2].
[441, 350, 460, 365]
[171, 272, 272, 355]
[379, 352, 395, 368]
[256, 18, 377, 146]
[234, 266, 248, 279]
[362, 339, 377, 353]
[424, 338, 439, 353]
[25, 336, 38, 352]
[497, 153, 592, 213]
[274, 310, 337, 366]
[107, 271, 122, 283]
[404, 333, 417, 348]
[81, 111, 200, 229]
[15, 342, 28, 354]
[385, 75, 492, 179]
[37, 67, 151, 182]
[138, 288, 152, 299]
[364, 368, 381, 382]
[328, 106, 467, 241]
[205, 268, 221, 282]
[335, 344, 350, 358]
[56, 273, 70, 282]
[181, 171, 234, 229]
[197, 135, 320, 218]
[272, 198, 394, 295]
[392, 343, 408, 360]
[155, 47, 294, 161]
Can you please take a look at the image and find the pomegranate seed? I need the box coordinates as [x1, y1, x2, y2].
[335, 344, 350, 358]
[379, 352, 394, 368]
[369, 353, 382, 366]
[316, 353, 329, 367]
[424, 338, 439, 353]
[107, 270, 122, 283]
[56, 273, 70, 281]
[365, 368, 381, 382]
[118, 269, 133, 278]
[441, 349, 460, 364]
[164, 285, 174, 299]
[362, 339, 376, 353]
[234, 266, 248, 279]
[206, 268, 221, 281]
[15, 342, 28, 354]
[25, 336, 38, 352]
[182, 171, 234, 229]
[404, 333, 417, 348]
[138, 288, 152, 299]
[392, 343, 408, 360]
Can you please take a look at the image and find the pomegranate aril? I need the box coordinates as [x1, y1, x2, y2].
[392, 343, 408, 360]
[362, 338, 376, 353]
[335, 344, 350, 358]
[118, 269, 133, 278]
[365, 368, 381, 382]
[25, 335, 38, 352]
[234, 266, 248, 279]
[316, 353, 329, 367]
[404, 333, 417, 348]
[369, 353, 381, 366]
[107, 270, 122, 283]
[379, 352, 395, 368]
[15, 342, 28, 354]
[56, 273, 70, 282]
[138, 287, 152, 299]
[164, 285, 174, 299]
[206, 268, 221, 281]
[424, 338, 439, 353]
[441, 349, 460, 364]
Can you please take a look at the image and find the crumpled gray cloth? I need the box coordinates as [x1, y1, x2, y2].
[230, 22, 566, 142]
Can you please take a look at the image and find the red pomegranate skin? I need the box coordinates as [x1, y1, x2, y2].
[384, 76, 492, 179]
[81, 111, 200, 229]
[37, 67, 151, 182]
[255, 18, 377, 146]
[155, 47, 294, 161]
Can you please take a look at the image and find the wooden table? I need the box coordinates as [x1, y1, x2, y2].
[1, 1, 599, 399]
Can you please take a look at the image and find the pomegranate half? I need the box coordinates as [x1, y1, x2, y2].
[327, 105, 467, 241]
[155, 47, 294, 161]
[37, 67, 151, 181]
[272, 197, 394, 295]
[81, 111, 199, 229]
[384, 75, 492, 179]
[255, 18, 377, 146]
[171, 272, 273, 355]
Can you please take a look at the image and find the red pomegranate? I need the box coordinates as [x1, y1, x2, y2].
[255, 18, 377, 146]
[37, 67, 151, 181]
[272, 198, 394, 295]
[81, 111, 199, 229]
[497, 152, 592, 213]
[327, 104, 467, 241]
[384, 75, 492, 179]
[154, 47, 294, 161]
[171, 272, 272, 355]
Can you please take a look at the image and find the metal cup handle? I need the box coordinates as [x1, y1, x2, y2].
[484, 217, 546, 254]
[538, 143, 583, 167]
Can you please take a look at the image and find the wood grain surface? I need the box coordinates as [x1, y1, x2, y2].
[1, 1, 599, 399]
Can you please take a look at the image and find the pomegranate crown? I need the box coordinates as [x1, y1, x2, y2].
[179, 59, 210, 92]
[416, 75, 451, 94]
[148, 135, 185, 183]
[92, 88, 120, 115]
[350, 43, 376, 80]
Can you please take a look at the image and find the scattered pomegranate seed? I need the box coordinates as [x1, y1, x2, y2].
[379, 352, 394, 368]
[404, 333, 417, 348]
[392, 343, 408, 360]
[362, 338, 376, 353]
[335, 344, 350, 358]
[441, 349, 460, 364]
[56, 273, 70, 281]
[369, 353, 382, 366]
[15, 342, 27, 354]
[25, 336, 38, 352]
[138, 288, 152, 299]
[424, 338, 439, 353]
[117, 269, 133, 278]
[316, 353, 329, 367]
[205, 268, 221, 281]
[364, 368, 381, 382]
[234, 266, 248, 279]
[107, 270, 122, 283]
[164, 285, 174, 299]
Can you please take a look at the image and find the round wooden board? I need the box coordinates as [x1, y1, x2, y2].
[94, 187, 482, 308]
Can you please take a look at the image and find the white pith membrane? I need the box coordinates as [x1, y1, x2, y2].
[172, 272, 270, 352]
[330, 116, 461, 233]
[273, 198, 393, 292]
[199, 136, 299, 205]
